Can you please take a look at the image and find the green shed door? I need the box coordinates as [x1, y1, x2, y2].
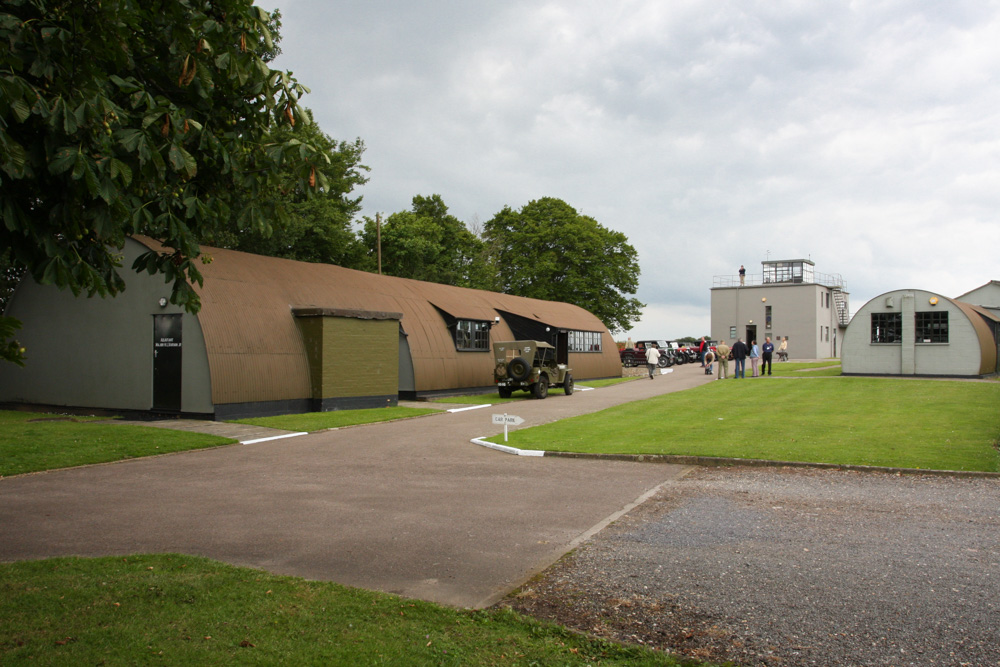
[153, 314, 183, 412]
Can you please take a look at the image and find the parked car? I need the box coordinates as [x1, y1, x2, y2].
[620, 340, 674, 368]
[493, 340, 573, 399]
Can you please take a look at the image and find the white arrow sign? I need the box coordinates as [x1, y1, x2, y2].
[492, 413, 524, 426]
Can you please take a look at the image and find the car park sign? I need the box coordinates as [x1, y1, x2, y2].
[492, 413, 524, 441]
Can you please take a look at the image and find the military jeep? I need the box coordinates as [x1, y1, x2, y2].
[493, 340, 573, 399]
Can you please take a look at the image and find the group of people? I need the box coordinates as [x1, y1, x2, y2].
[702, 335, 789, 379]
[642, 335, 788, 380]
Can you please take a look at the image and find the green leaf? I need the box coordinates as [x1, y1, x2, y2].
[168, 144, 197, 178]
[49, 146, 79, 175]
[110, 159, 133, 186]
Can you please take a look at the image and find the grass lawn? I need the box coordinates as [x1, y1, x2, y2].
[0, 554, 694, 667]
[0, 411, 234, 477]
[490, 378, 1000, 472]
[231, 406, 440, 432]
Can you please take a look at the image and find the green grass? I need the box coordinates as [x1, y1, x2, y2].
[433, 377, 640, 405]
[0, 411, 235, 477]
[768, 360, 842, 376]
[231, 406, 441, 432]
[0, 554, 696, 667]
[490, 378, 1000, 472]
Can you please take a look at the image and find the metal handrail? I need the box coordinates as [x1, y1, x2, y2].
[713, 272, 846, 289]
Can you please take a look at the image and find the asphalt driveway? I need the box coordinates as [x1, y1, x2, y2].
[0, 364, 713, 608]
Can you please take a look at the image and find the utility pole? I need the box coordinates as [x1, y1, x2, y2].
[376, 212, 382, 275]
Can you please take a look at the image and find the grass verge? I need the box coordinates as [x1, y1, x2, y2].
[434, 377, 641, 405]
[767, 360, 842, 377]
[490, 378, 1000, 472]
[231, 406, 440, 432]
[0, 554, 697, 666]
[0, 411, 234, 477]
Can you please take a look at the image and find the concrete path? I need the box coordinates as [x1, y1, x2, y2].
[0, 364, 714, 608]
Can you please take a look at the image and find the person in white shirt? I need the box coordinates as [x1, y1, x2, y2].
[645, 345, 660, 379]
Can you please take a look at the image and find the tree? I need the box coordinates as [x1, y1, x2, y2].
[482, 197, 644, 333]
[360, 195, 483, 286]
[210, 110, 370, 268]
[0, 0, 324, 364]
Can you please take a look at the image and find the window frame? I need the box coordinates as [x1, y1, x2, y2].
[915, 311, 949, 344]
[568, 330, 603, 353]
[870, 312, 902, 344]
[454, 319, 490, 352]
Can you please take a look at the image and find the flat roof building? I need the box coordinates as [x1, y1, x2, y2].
[711, 259, 850, 358]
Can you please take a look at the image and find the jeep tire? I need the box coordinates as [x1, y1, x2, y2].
[563, 373, 574, 395]
[507, 356, 531, 382]
[532, 375, 549, 399]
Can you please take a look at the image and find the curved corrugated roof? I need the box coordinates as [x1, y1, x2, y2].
[950, 299, 998, 375]
[134, 237, 620, 403]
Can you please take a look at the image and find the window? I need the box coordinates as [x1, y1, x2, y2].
[825, 326, 830, 342]
[871, 312, 901, 343]
[765, 306, 772, 330]
[730, 326, 737, 339]
[455, 319, 489, 351]
[568, 330, 602, 352]
[915, 311, 948, 343]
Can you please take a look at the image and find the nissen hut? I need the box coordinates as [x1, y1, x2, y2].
[0, 237, 621, 418]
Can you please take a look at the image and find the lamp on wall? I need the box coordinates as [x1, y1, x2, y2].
[929, 297, 939, 306]
[761, 297, 767, 302]
[158, 297, 168, 308]
[494, 316, 501, 323]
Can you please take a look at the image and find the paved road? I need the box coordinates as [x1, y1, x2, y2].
[0, 364, 712, 608]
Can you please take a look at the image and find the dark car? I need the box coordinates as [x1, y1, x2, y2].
[620, 340, 674, 369]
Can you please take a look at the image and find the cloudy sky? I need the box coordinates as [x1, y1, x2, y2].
[255, 0, 999, 338]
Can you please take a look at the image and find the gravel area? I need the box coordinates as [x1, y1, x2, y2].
[499, 466, 1000, 667]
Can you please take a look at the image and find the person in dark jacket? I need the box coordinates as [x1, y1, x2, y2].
[731, 338, 749, 379]
[761, 336, 775, 376]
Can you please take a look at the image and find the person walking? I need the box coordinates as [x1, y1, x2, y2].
[698, 337, 708, 367]
[715, 340, 730, 380]
[749, 339, 760, 377]
[645, 344, 660, 380]
[731, 338, 749, 379]
[761, 337, 774, 376]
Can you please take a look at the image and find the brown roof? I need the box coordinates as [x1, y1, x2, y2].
[134, 238, 621, 404]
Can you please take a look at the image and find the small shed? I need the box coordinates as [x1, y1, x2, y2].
[0, 237, 622, 418]
[841, 289, 999, 377]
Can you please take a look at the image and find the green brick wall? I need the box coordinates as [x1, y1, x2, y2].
[299, 315, 398, 399]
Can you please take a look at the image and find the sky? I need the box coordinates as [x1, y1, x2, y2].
[255, 0, 999, 339]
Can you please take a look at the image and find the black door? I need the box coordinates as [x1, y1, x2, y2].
[556, 330, 569, 365]
[746, 325, 758, 345]
[153, 314, 183, 412]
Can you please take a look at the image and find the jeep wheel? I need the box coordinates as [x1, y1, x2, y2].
[563, 373, 574, 395]
[507, 357, 531, 382]
[498, 386, 512, 398]
[531, 375, 549, 399]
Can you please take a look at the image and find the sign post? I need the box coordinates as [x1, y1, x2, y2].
[491, 413, 525, 442]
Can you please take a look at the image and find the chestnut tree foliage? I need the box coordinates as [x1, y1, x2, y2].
[0, 0, 328, 363]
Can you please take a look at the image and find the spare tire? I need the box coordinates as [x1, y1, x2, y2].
[507, 356, 531, 381]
